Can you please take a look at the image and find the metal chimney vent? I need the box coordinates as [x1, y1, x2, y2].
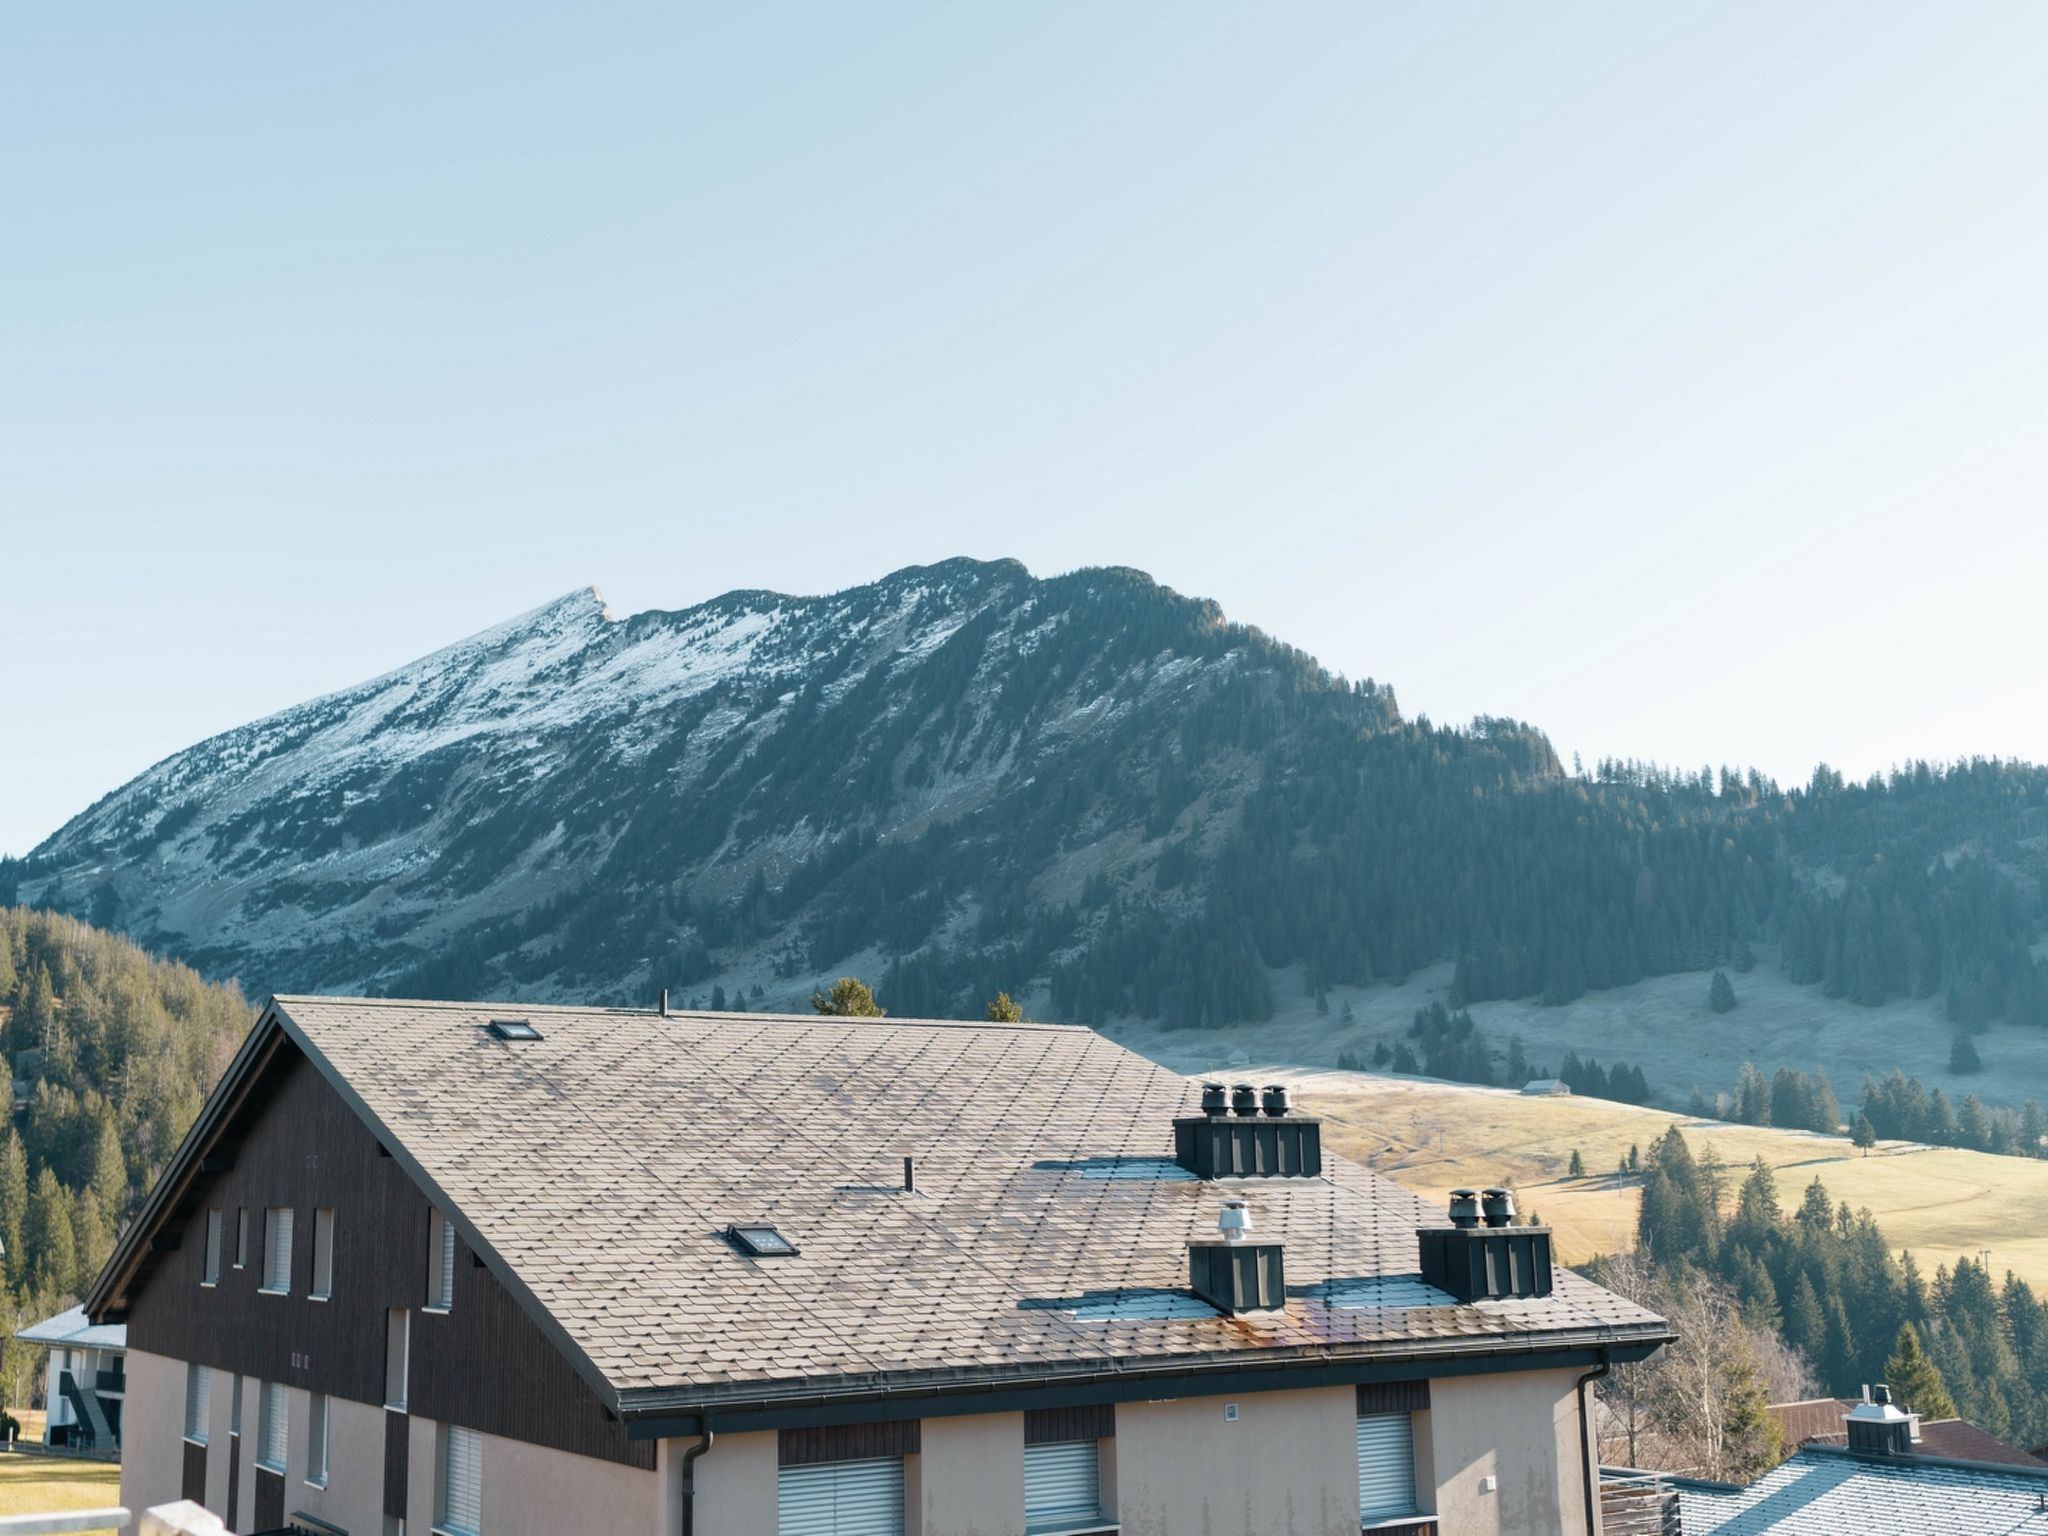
[1187, 1199, 1285, 1314]
[1417, 1186, 1553, 1302]
[1173, 1084, 1323, 1179]
[1845, 1384, 1914, 1457]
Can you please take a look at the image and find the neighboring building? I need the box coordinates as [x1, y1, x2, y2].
[1677, 1387, 2048, 1533]
[1521, 1080, 1572, 1097]
[1767, 1394, 2048, 1468]
[14, 1304, 126, 1451]
[88, 995, 1671, 1536]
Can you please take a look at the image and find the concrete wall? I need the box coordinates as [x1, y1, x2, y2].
[1114, 1385, 1361, 1536]
[914, 1410, 1025, 1536]
[1427, 1368, 1594, 1536]
[120, 1347, 186, 1519]
[674, 1427, 778, 1535]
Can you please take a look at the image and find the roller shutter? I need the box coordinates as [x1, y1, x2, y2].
[1024, 1440, 1101, 1532]
[778, 1456, 904, 1536]
[1357, 1412, 1418, 1524]
[440, 1424, 482, 1536]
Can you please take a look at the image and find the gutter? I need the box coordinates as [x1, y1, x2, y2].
[678, 1425, 714, 1536]
[1575, 1350, 1611, 1536]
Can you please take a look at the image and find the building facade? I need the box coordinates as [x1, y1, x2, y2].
[91, 996, 1670, 1536]
[14, 1304, 126, 1450]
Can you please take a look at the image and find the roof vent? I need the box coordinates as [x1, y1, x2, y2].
[1845, 1384, 1914, 1457]
[1417, 1186, 1553, 1302]
[1187, 1199, 1285, 1315]
[486, 1019, 542, 1042]
[1173, 1089, 1322, 1179]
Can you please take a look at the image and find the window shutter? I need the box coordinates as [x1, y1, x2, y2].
[438, 1212, 456, 1309]
[1024, 1441, 1100, 1532]
[265, 1208, 294, 1292]
[439, 1424, 482, 1536]
[1356, 1412, 1418, 1524]
[260, 1382, 289, 1471]
[203, 1210, 222, 1284]
[777, 1457, 904, 1536]
[185, 1364, 211, 1442]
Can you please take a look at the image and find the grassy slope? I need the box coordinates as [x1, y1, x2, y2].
[1115, 958, 2048, 1113]
[0, 1452, 121, 1535]
[1262, 1068, 2048, 1291]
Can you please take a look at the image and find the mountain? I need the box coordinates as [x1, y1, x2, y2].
[12, 558, 2048, 1059]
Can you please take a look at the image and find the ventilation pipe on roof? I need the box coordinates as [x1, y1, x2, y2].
[1188, 1200, 1285, 1314]
[1845, 1385, 1914, 1457]
[903, 1156, 916, 1195]
[1230, 1083, 1260, 1117]
[1261, 1084, 1291, 1117]
[1419, 1187, 1554, 1301]
[659, 988, 670, 1019]
[1200, 1082, 1229, 1117]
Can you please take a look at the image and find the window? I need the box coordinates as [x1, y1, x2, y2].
[427, 1208, 455, 1311]
[306, 1391, 329, 1487]
[231, 1374, 243, 1437]
[312, 1207, 335, 1300]
[202, 1209, 222, 1286]
[485, 1018, 540, 1041]
[1357, 1413, 1420, 1526]
[183, 1363, 211, 1444]
[257, 1381, 288, 1473]
[728, 1223, 799, 1257]
[1024, 1441, 1101, 1534]
[235, 1207, 248, 1268]
[436, 1424, 482, 1536]
[385, 1309, 410, 1411]
[262, 1207, 294, 1294]
[777, 1458, 903, 1536]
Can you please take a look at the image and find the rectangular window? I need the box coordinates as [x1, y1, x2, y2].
[306, 1391, 329, 1487]
[777, 1458, 904, 1536]
[231, 1374, 243, 1436]
[262, 1207, 294, 1294]
[385, 1308, 410, 1411]
[312, 1207, 335, 1300]
[184, 1363, 212, 1444]
[258, 1381, 288, 1473]
[1024, 1441, 1100, 1533]
[202, 1209, 222, 1286]
[235, 1207, 248, 1268]
[426, 1208, 455, 1311]
[436, 1424, 482, 1536]
[1356, 1412, 1419, 1525]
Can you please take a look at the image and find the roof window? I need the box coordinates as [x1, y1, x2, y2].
[486, 1019, 542, 1042]
[727, 1224, 799, 1257]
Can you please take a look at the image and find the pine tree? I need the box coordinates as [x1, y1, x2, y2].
[1709, 970, 1737, 1014]
[1885, 1323, 1957, 1418]
[1852, 1113, 1878, 1154]
[985, 992, 1023, 1023]
[1950, 1034, 1983, 1074]
[0, 1131, 27, 1283]
[1568, 1149, 1585, 1179]
[811, 977, 884, 1017]
[69, 1187, 110, 1296]
[1786, 1273, 1826, 1354]
[710, 984, 726, 1011]
[26, 1168, 74, 1298]
[89, 1109, 125, 1221]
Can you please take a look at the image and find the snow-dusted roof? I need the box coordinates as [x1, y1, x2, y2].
[15, 1304, 125, 1351]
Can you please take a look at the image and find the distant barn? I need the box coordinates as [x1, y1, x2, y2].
[1522, 1079, 1571, 1097]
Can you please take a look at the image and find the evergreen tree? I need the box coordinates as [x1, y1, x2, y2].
[1851, 1113, 1878, 1154]
[26, 1168, 75, 1298]
[1950, 1034, 1983, 1074]
[0, 1131, 27, 1283]
[1709, 970, 1737, 1013]
[69, 1187, 110, 1296]
[810, 977, 884, 1017]
[89, 1109, 124, 1219]
[710, 984, 726, 1011]
[1786, 1273, 1826, 1355]
[1885, 1323, 1957, 1419]
[1568, 1148, 1585, 1179]
[985, 992, 1023, 1023]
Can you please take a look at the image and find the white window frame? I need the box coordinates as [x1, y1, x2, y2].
[234, 1206, 248, 1269]
[435, 1422, 482, 1536]
[1357, 1410, 1422, 1527]
[385, 1308, 411, 1411]
[257, 1381, 288, 1473]
[183, 1363, 211, 1445]
[261, 1206, 294, 1295]
[230, 1374, 243, 1437]
[202, 1209, 222, 1287]
[306, 1390, 329, 1488]
[312, 1206, 336, 1301]
[426, 1207, 455, 1312]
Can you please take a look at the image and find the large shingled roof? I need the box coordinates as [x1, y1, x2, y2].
[102, 996, 1671, 1419]
[1680, 1444, 2048, 1534]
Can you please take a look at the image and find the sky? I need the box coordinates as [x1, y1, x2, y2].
[7, 4, 2048, 856]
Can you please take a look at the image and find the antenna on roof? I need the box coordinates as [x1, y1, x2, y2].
[658, 988, 670, 1018]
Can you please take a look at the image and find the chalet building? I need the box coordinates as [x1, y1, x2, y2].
[14, 1304, 126, 1450]
[88, 996, 1671, 1536]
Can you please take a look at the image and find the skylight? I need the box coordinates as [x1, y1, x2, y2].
[486, 1019, 542, 1042]
[727, 1224, 799, 1257]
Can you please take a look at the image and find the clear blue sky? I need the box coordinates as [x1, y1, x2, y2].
[7, 4, 2048, 857]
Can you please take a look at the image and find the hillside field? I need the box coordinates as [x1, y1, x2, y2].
[1259, 1068, 2048, 1290]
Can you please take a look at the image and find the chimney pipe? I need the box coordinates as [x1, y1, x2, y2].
[1481, 1186, 1516, 1228]
[1200, 1082, 1229, 1117]
[659, 988, 670, 1018]
[1448, 1189, 1481, 1229]
[903, 1156, 916, 1195]
[1230, 1083, 1259, 1117]
[1261, 1084, 1291, 1117]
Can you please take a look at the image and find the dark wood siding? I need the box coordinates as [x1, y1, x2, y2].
[125, 1044, 651, 1469]
[779, 1420, 921, 1466]
[181, 1438, 206, 1504]
[1356, 1379, 1430, 1414]
[1024, 1404, 1114, 1443]
[384, 1407, 408, 1518]
[255, 1466, 283, 1530]
[226, 1433, 240, 1529]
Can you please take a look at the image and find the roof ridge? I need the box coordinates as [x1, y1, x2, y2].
[270, 994, 1093, 1033]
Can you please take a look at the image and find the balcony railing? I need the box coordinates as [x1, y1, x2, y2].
[93, 1369, 125, 1396]
[1600, 1470, 1683, 1536]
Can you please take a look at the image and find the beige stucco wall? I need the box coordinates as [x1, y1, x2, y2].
[201, 1367, 233, 1513]
[675, 1427, 778, 1535]
[1114, 1385, 1360, 1536]
[279, 1390, 387, 1536]
[914, 1410, 1025, 1536]
[1428, 1367, 1593, 1536]
[120, 1347, 188, 1518]
[407, 1410, 438, 1536]
[477, 1425, 658, 1535]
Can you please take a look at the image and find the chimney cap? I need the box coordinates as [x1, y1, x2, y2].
[1218, 1197, 1252, 1243]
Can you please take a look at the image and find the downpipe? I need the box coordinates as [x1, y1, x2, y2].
[1576, 1350, 1610, 1536]
[679, 1425, 715, 1536]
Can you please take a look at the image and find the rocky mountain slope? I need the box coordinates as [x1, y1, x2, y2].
[12, 558, 2048, 1050]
